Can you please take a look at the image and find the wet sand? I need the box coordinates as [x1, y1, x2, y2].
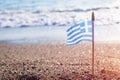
[0, 42, 120, 80]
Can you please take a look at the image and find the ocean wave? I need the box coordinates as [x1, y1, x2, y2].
[0, 6, 120, 28]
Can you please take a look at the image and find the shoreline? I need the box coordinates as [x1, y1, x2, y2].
[1, 42, 120, 79]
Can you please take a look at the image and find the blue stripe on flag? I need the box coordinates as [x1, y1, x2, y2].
[67, 23, 80, 32]
[67, 29, 86, 40]
[87, 20, 92, 25]
[88, 27, 92, 32]
[67, 35, 92, 42]
[67, 32, 81, 40]
[67, 22, 85, 32]
[67, 39, 92, 46]
[67, 27, 80, 36]
[80, 22, 85, 27]
[80, 28, 86, 33]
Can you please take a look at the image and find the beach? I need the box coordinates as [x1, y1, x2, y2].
[0, 0, 120, 80]
[0, 42, 120, 80]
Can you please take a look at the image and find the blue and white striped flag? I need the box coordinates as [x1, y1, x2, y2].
[66, 20, 92, 46]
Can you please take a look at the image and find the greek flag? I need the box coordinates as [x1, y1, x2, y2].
[66, 20, 92, 46]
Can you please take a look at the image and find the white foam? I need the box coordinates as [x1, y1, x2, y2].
[0, 7, 120, 28]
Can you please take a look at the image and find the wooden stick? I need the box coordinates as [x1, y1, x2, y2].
[92, 12, 95, 79]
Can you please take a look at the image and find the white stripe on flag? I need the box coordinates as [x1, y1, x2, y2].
[66, 20, 92, 46]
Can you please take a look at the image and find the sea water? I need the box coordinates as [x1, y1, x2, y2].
[0, 0, 120, 44]
[1, 24, 120, 44]
[0, 26, 67, 43]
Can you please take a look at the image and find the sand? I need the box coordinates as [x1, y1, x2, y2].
[0, 42, 120, 80]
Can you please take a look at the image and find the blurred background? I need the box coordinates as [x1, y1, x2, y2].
[0, 0, 120, 43]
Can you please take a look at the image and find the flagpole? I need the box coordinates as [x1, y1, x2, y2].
[92, 12, 95, 79]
